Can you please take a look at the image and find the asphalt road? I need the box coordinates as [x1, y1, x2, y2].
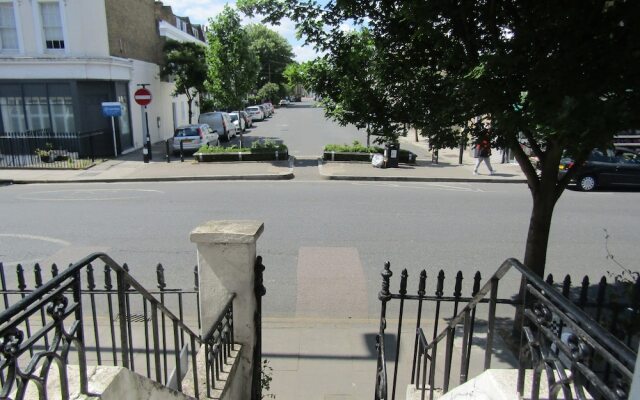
[1, 180, 638, 320]
[234, 101, 369, 157]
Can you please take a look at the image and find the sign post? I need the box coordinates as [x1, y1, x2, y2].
[134, 85, 153, 163]
[101, 102, 122, 157]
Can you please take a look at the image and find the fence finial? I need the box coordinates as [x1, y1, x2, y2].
[399, 269, 408, 296]
[104, 265, 112, 290]
[472, 271, 482, 296]
[436, 270, 445, 298]
[418, 270, 427, 297]
[454, 271, 463, 298]
[87, 264, 95, 290]
[379, 262, 393, 302]
[16, 264, 25, 291]
[562, 275, 571, 298]
[156, 264, 166, 290]
[34, 263, 42, 288]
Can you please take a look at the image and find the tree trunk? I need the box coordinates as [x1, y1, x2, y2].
[509, 137, 564, 336]
[523, 192, 556, 277]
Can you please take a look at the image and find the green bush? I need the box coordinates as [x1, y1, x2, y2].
[250, 140, 288, 153]
[324, 140, 374, 153]
[197, 144, 250, 154]
[197, 141, 288, 154]
[324, 140, 416, 160]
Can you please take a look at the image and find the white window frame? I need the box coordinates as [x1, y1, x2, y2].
[0, 0, 21, 53]
[34, 0, 67, 54]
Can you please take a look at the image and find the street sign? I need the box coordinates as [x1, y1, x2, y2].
[134, 88, 152, 106]
[101, 102, 122, 117]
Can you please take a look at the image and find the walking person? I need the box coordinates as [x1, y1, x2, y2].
[473, 137, 495, 175]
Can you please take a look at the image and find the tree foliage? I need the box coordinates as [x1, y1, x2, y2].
[160, 39, 207, 123]
[206, 6, 260, 110]
[245, 24, 295, 88]
[256, 82, 281, 102]
[241, 0, 640, 277]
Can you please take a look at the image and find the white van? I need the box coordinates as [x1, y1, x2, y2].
[198, 112, 237, 141]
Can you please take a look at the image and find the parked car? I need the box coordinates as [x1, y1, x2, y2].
[264, 102, 274, 115]
[229, 112, 246, 132]
[258, 105, 270, 118]
[558, 148, 640, 191]
[246, 106, 265, 121]
[198, 111, 237, 141]
[279, 99, 289, 107]
[239, 110, 253, 128]
[172, 124, 218, 155]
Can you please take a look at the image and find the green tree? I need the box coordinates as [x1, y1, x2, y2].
[283, 61, 311, 97]
[245, 24, 294, 88]
[206, 6, 260, 110]
[256, 82, 281, 103]
[160, 39, 207, 124]
[241, 0, 640, 278]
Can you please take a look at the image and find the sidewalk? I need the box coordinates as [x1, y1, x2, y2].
[0, 138, 526, 184]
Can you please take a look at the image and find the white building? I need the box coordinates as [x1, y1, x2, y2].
[0, 0, 205, 156]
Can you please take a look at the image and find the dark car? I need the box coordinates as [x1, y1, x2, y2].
[559, 148, 640, 191]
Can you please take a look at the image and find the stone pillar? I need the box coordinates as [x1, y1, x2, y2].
[190, 220, 264, 399]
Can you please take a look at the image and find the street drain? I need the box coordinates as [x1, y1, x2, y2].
[114, 313, 150, 323]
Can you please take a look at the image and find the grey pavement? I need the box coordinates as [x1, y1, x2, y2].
[0, 136, 527, 185]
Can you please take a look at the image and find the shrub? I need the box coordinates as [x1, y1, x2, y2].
[197, 141, 288, 154]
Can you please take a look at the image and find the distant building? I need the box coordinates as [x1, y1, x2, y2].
[0, 0, 205, 156]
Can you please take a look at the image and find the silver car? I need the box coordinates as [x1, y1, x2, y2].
[172, 124, 219, 154]
[198, 111, 238, 141]
[246, 106, 265, 121]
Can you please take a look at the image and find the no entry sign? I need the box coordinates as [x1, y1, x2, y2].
[134, 88, 152, 106]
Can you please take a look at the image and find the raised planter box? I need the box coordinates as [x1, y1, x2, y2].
[323, 151, 417, 164]
[196, 150, 288, 162]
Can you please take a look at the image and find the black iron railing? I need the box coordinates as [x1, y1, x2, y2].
[0, 261, 202, 367]
[0, 129, 103, 168]
[0, 253, 235, 399]
[375, 259, 637, 400]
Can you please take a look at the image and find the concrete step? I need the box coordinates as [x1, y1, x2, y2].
[435, 369, 593, 400]
[17, 364, 194, 400]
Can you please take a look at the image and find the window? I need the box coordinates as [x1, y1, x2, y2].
[0, 2, 18, 51]
[0, 96, 26, 132]
[40, 2, 64, 50]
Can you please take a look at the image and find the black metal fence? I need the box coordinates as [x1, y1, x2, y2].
[0, 129, 104, 168]
[375, 261, 638, 400]
[0, 254, 236, 398]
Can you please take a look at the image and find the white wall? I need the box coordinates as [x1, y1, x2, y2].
[128, 60, 198, 148]
[6, 0, 109, 58]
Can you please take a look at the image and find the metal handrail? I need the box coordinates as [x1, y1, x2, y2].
[376, 258, 637, 400]
[0, 253, 202, 345]
[0, 252, 235, 399]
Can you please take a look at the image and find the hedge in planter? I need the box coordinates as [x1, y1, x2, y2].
[323, 142, 417, 164]
[196, 142, 288, 162]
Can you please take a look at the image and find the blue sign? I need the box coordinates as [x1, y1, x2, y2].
[102, 102, 122, 117]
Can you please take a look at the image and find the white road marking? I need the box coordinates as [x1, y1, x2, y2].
[17, 189, 163, 201]
[350, 181, 486, 192]
[0, 233, 70, 246]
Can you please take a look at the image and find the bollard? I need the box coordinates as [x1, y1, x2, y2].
[165, 140, 170, 163]
[143, 146, 149, 163]
[180, 141, 184, 162]
[146, 133, 153, 160]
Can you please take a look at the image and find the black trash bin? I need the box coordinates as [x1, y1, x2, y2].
[384, 143, 400, 168]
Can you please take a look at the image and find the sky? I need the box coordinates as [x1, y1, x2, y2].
[161, 0, 320, 62]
